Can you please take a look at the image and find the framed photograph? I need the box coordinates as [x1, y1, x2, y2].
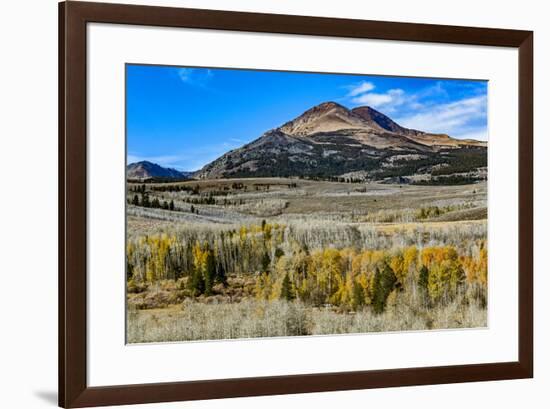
[59, 1, 533, 407]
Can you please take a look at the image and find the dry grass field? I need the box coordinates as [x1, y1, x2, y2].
[126, 178, 487, 343]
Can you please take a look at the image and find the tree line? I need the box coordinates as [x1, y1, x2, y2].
[127, 222, 487, 313]
[129, 192, 175, 210]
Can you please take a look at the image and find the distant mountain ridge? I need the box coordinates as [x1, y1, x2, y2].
[127, 161, 191, 180]
[195, 102, 487, 181]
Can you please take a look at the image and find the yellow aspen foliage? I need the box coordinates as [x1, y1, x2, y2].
[427, 258, 465, 303]
[263, 256, 290, 300]
[255, 273, 273, 301]
[403, 246, 418, 276]
[386, 288, 399, 310]
[276, 228, 285, 243]
[274, 255, 290, 276]
[478, 247, 488, 286]
[427, 263, 445, 302]
[356, 271, 371, 304]
[127, 223, 487, 312]
[192, 241, 207, 273]
[340, 248, 357, 275]
[422, 246, 459, 267]
[262, 222, 272, 241]
[460, 241, 487, 286]
[269, 276, 283, 301]
[461, 255, 477, 283]
[294, 277, 308, 301]
[239, 226, 247, 241]
[329, 273, 349, 307]
[145, 266, 154, 282]
[319, 248, 342, 298]
[351, 253, 363, 277]
[363, 250, 386, 268]
[389, 253, 406, 285]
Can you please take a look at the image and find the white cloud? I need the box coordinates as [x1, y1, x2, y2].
[342, 79, 487, 140]
[346, 81, 375, 97]
[345, 81, 409, 112]
[351, 88, 406, 111]
[396, 95, 487, 139]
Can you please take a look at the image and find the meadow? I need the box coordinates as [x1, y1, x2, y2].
[126, 177, 487, 343]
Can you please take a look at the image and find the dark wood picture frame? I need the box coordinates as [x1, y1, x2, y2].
[59, 1, 533, 407]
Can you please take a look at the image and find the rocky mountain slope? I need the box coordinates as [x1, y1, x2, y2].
[194, 101, 487, 182]
[127, 161, 190, 180]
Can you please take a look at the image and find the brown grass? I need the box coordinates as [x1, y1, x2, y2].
[127, 298, 486, 343]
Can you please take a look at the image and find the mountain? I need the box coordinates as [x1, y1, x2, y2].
[195, 101, 487, 181]
[127, 161, 190, 180]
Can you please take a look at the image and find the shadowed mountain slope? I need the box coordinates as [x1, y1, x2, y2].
[193, 102, 487, 181]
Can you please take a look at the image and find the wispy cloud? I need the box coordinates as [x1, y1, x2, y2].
[346, 81, 375, 97]
[177, 68, 213, 87]
[396, 95, 487, 138]
[343, 79, 487, 140]
[345, 80, 458, 112]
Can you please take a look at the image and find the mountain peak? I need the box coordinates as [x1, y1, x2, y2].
[278, 101, 424, 138]
[279, 101, 370, 137]
[311, 101, 346, 111]
[133, 160, 155, 166]
[351, 105, 381, 120]
[351, 106, 419, 135]
[294, 101, 349, 119]
[127, 161, 188, 180]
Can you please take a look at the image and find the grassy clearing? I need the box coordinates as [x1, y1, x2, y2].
[128, 178, 486, 225]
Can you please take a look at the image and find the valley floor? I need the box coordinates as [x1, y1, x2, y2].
[126, 179, 488, 343]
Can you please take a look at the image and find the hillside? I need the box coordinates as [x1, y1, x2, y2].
[195, 102, 487, 182]
[127, 161, 190, 181]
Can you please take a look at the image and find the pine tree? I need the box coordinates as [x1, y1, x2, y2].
[371, 263, 397, 314]
[418, 264, 429, 300]
[449, 263, 466, 295]
[261, 251, 271, 273]
[216, 262, 228, 286]
[351, 280, 365, 311]
[203, 246, 216, 295]
[280, 273, 295, 301]
[371, 268, 383, 313]
[169, 199, 175, 211]
[188, 268, 205, 296]
[132, 194, 139, 206]
[141, 193, 150, 207]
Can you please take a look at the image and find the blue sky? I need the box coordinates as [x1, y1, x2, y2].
[127, 64, 487, 171]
